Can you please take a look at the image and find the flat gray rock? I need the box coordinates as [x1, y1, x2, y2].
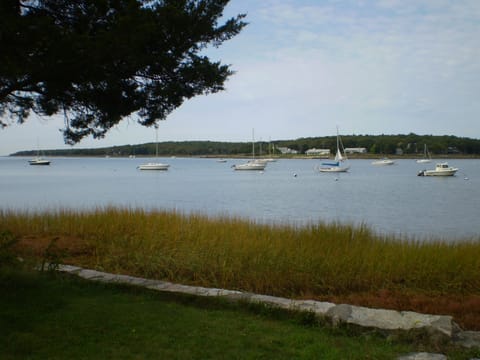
[326, 304, 455, 337]
[397, 352, 447, 360]
[56, 264, 480, 349]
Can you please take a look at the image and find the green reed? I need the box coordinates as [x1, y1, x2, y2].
[2, 207, 479, 297]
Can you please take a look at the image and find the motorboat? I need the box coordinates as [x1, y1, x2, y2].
[137, 162, 170, 170]
[417, 162, 458, 177]
[319, 127, 349, 173]
[29, 157, 50, 165]
[371, 158, 395, 166]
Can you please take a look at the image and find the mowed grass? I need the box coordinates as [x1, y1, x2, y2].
[0, 268, 415, 360]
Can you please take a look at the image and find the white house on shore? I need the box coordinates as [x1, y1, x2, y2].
[344, 147, 367, 154]
[305, 148, 330, 156]
[277, 146, 299, 155]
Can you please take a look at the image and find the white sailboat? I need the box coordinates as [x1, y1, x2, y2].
[29, 157, 50, 166]
[137, 127, 170, 171]
[416, 144, 432, 163]
[29, 140, 50, 165]
[234, 129, 267, 171]
[318, 127, 349, 173]
[372, 157, 395, 166]
[261, 139, 278, 162]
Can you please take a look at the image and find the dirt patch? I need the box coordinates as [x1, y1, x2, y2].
[14, 235, 93, 265]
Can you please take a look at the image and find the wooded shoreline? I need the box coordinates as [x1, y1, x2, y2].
[10, 134, 480, 158]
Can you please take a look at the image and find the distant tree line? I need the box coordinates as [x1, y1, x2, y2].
[11, 133, 480, 157]
[279, 133, 480, 155]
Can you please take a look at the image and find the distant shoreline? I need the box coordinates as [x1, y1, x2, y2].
[7, 154, 480, 159]
[8, 133, 480, 158]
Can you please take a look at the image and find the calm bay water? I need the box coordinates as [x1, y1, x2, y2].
[1, 156, 479, 241]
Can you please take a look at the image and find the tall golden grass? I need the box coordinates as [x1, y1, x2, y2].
[2, 207, 479, 298]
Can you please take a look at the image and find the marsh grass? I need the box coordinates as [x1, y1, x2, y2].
[2, 207, 480, 300]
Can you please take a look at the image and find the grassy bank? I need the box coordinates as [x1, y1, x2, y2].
[2, 207, 480, 329]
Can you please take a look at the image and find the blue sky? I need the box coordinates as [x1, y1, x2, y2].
[1, 0, 480, 155]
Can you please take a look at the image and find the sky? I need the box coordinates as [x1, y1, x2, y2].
[1, 0, 480, 156]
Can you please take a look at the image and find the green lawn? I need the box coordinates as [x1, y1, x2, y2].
[0, 268, 418, 360]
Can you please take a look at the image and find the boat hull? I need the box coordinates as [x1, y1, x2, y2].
[319, 165, 349, 173]
[372, 159, 395, 166]
[419, 169, 458, 176]
[234, 163, 266, 171]
[29, 159, 50, 165]
[138, 163, 170, 170]
[417, 162, 458, 177]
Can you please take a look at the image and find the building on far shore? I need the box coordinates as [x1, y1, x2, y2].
[305, 148, 330, 157]
[277, 147, 299, 155]
[344, 147, 367, 154]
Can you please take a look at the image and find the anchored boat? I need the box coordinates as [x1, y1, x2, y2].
[417, 162, 458, 176]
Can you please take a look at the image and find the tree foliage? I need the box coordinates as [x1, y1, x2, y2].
[279, 133, 480, 155]
[11, 133, 480, 157]
[0, 0, 246, 143]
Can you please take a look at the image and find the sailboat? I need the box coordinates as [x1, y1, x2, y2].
[371, 157, 395, 166]
[416, 144, 432, 163]
[137, 126, 170, 170]
[318, 127, 350, 173]
[29, 156, 50, 166]
[260, 139, 277, 162]
[29, 140, 50, 165]
[234, 129, 267, 171]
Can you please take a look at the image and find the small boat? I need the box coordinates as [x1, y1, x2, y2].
[29, 157, 50, 165]
[233, 160, 266, 171]
[138, 126, 169, 171]
[372, 158, 395, 166]
[29, 141, 50, 165]
[137, 162, 170, 170]
[261, 140, 278, 162]
[216, 159, 227, 163]
[417, 162, 458, 177]
[319, 127, 349, 173]
[234, 129, 267, 171]
[416, 144, 432, 163]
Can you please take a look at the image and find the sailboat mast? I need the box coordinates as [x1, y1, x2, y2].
[252, 128, 255, 160]
[155, 126, 159, 158]
[336, 126, 339, 153]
